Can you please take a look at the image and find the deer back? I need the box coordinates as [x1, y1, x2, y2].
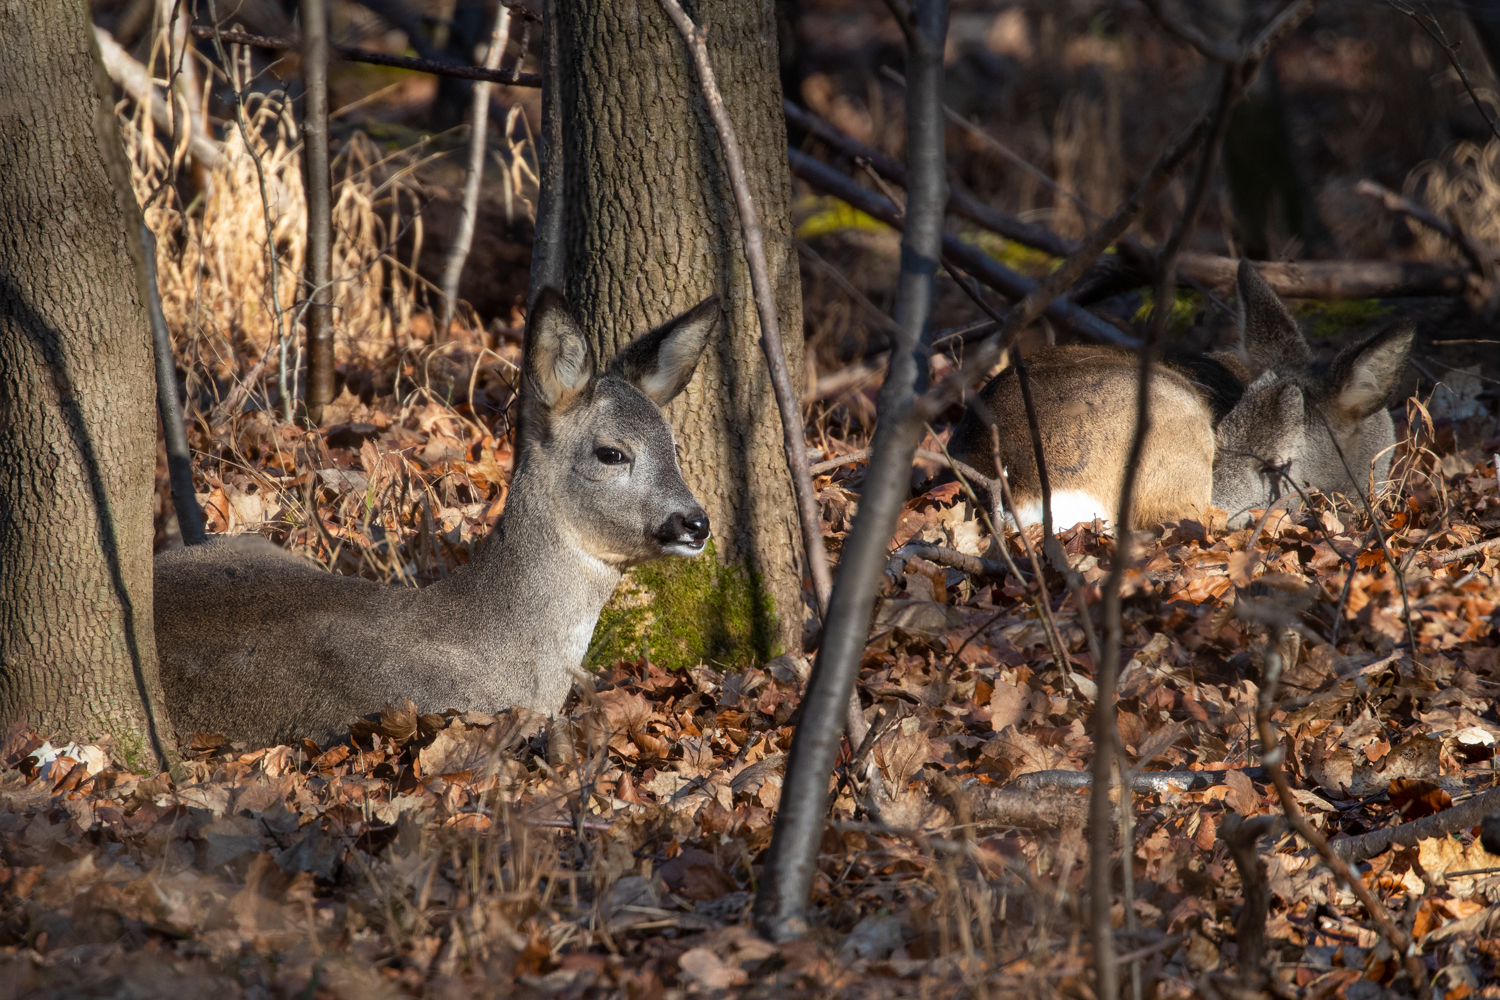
[947, 345, 1218, 530]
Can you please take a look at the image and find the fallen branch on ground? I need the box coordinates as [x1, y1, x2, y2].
[1331, 784, 1500, 865]
[95, 26, 222, 171]
[788, 148, 1131, 347]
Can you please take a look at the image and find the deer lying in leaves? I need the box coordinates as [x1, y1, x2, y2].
[948, 259, 1414, 530]
[155, 291, 718, 748]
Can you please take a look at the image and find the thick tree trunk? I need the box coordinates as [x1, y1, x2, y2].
[557, 0, 806, 662]
[0, 0, 177, 773]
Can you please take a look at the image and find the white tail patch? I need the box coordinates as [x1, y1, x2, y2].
[1005, 490, 1112, 531]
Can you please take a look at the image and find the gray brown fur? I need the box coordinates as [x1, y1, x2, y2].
[950, 260, 1412, 531]
[154, 291, 719, 748]
[1211, 262, 1413, 526]
[947, 347, 1217, 530]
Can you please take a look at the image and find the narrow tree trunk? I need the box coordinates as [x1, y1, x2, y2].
[302, 0, 336, 425]
[0, 0, 177, 774]
[557, 0, 806, 662]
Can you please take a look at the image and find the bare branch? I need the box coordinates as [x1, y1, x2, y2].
[755, 0, 950, 944]
[656, 0, 833, 636]
[189, 24, 544, 87]
[437, 4, 512, 343]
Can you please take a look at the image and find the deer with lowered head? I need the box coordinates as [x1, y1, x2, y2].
[154, 290, 719, 749]
[947, 259, 1414, 530]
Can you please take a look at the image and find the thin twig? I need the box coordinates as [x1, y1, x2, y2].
[203, 2, 295, 422]
[189, 24, 543, 87]
[655, 0, 834, 631]
[437, 3, 512, 342]
[1089, 43, 1263, 998]
[787, 149, 1130, 347]
[880, 66, 1103, 224]
[755, 0, 950, 944]
[1386, 0, 1500, 145]
[1256, 627, 1430, 999]
[1138, 0, 1239, 62]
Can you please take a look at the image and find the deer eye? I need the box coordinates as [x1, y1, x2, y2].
[595, 446, 628, 465]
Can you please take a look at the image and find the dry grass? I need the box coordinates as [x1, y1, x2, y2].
[1405, 136, 1500, 254]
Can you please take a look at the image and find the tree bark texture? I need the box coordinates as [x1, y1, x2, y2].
[557, 0, 805, 657]
[0, 0, 175, 773]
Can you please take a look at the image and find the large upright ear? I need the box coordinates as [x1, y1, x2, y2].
[1326, 321, 1414, 421]
[1230, 259, 1312, 374]
[609, 296, 720, 406]
[525, 288, 593, 411]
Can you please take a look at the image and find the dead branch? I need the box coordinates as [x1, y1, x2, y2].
[143, 225, 207, 546]
[900, 542, 1011, 582]
[528, 0, 563, 304]
[656, 0, 834, 636]
[94, 25, 222, 172]
[1221, 814, 1283, 988]
[436, 4, 512, 343]
[1176, 253, 1466, 298]
[188, 24, 544, 87]
[1138, 0, 1239, 62]
[1428, 537, 1500, 566]
[756, 0, 950, 944]
[966, 785, 1088, 830]
[784, 99, 1076, 259]
[1257, 629, 1431, 998]
[1356, 179, 1496, 269]
[1008, 768, 1267, 793]
[202, 2, 295, 422]
[1331, 784, 1500, 865]
[787, 148, 1131, 346]
[1387, 0, 1500, 145]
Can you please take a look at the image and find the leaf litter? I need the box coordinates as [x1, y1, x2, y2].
[6, 77, 1500, 1000]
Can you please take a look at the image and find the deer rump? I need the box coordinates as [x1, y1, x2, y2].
[949, 259, 1414, 531]
[154, 291, 720, 750]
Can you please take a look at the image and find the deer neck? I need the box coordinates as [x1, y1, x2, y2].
[420, 473, 622, 710]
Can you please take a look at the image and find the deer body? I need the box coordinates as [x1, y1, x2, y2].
[946, 346, 1224, 530]
[154, 292, 719, 748]
[950, 260, 1413, 530]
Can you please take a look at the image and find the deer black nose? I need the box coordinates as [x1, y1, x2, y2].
[659, 511, 710, 546]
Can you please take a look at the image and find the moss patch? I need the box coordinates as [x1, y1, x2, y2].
[589, 540, 781, 672]
[967, 229, 1060, 278]
[794, 195, 891, 240]
[1133, 287, 1203, 338]
[1293, 298, 1392, 340]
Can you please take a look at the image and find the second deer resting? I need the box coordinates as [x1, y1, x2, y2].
[948, 259, 1414, 530]
[155, 291, 719, 748]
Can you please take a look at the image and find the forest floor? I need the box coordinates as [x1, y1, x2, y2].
[7, 2, 1500, 996]
[2, 371, 1499, 998]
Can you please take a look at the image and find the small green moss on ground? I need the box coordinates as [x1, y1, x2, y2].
[967, 230, 1060, 277]
[1293, 298, 1392, 340]
[589, 540, 781, 671]
[1133, 287, 1203, 338]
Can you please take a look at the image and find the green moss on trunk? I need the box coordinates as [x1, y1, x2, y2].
[588, 541, 782, 671]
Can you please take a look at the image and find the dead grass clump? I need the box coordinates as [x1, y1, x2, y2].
[120, 85, 436, 408]
[1404, 137, 1500, 255]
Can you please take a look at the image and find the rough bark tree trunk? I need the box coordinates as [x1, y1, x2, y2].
[0, 0, 177, 774]
[556, 0, 806, 663]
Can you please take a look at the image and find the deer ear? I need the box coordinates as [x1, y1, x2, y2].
[1229, 259, 1311, 374]
[525, 288, 593, 411]
[1327, 322, 1414, 421]
[610, 296, 720, 406]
